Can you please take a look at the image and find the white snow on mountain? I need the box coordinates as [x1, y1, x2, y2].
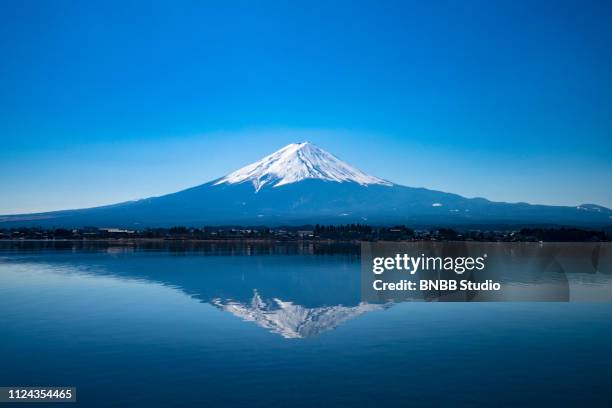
[214, 142, 392, 192]
[211, 290, 390, 338]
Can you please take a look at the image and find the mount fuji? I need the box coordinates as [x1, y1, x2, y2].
[2, 142, 611, 227]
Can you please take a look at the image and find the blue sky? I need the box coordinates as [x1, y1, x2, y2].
[1, 0, 611, 214]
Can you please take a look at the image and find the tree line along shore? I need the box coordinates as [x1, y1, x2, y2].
[0, 225, 608, 242]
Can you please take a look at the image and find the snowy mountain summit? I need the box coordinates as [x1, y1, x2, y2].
[214, 142, 392, 192]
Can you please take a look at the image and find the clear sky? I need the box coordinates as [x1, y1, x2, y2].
[1, 0, 611, 214]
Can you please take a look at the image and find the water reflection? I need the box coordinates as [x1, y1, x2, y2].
[0, 240, 361, 256]
[2, 241, 612, 340]
[0, 241, 385, 339]
[212, 290, 389, 338]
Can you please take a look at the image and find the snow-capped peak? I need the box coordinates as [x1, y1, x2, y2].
[214, 142, 392, 191]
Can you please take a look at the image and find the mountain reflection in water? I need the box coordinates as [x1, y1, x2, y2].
[0, 241, 387, 339]
[3, 241, 612, 407]
[2, 241, 611, 340]
[212, 290, 389, 338]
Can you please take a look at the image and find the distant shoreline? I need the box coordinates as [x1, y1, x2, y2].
[1, 224, 608, 243]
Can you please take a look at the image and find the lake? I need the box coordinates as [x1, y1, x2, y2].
[1, 241, 612, 407]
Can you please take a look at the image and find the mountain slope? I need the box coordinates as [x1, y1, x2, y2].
[1, 142, 611, 227]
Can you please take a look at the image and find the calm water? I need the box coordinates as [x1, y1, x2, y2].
[1, 242, 612, 407]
